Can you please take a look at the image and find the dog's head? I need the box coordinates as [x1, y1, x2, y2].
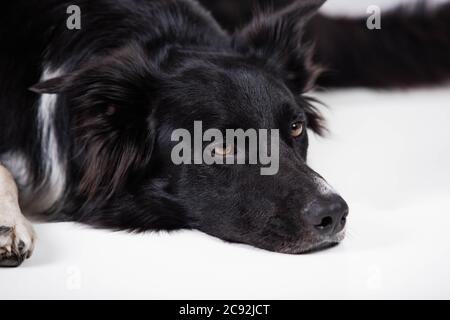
[31, 0, 348, 253]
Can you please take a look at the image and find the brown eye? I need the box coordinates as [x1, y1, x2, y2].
[291, 121, 304, 137]
[214, 144, 233, 156]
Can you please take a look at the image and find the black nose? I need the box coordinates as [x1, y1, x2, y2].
[303, 195, 349, 235]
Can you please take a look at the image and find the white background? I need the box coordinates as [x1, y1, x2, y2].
[321, 0, 449, 14]
[1, 0, 450, 299]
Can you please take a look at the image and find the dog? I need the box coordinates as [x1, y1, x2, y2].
[0, 0, 449, 267]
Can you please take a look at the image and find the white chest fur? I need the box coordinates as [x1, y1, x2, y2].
[0, 68, 66, 214]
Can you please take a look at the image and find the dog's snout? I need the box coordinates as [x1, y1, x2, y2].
[303, 195, 349, 235]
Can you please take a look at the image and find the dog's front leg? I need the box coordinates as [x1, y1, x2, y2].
[0, 165, 36, 267]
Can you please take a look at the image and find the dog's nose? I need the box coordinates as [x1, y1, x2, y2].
[303, 195, 349, 235]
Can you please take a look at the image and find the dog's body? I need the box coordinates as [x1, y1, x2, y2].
[1, 0, 449, 266]
[1, 0, 228, 214]
[1, 0, 231, 265]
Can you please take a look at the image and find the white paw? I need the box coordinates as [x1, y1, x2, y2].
[0, 216, 36, 267]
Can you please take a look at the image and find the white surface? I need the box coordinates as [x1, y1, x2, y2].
[1, 87, 449, 300]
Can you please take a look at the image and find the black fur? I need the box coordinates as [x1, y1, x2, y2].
[0, 0, 449, 256]
[201, 0, 450, 88]
[310, 3, 450, 88]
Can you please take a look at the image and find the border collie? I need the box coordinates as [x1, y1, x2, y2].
[0, 0, 449, 267]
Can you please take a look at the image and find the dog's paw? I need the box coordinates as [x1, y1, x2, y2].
[0, 218, 36, 267]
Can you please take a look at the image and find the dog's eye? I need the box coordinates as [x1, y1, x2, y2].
[290, 121, 304, 138]
[214, 144, 233, 156]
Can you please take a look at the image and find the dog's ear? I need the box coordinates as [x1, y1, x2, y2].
[233, 0, 326, 93]
[30, 76, 69, 94]
[30, 47, 164, 202]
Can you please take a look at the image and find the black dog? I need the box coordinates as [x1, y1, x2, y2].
[0, 0, 449, 267]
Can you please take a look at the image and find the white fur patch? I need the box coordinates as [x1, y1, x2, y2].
[34, 68, 66, 212]
[0, 68, 66, 214]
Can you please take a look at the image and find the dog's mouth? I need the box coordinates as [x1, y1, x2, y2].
[277, 230, 346, 255]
